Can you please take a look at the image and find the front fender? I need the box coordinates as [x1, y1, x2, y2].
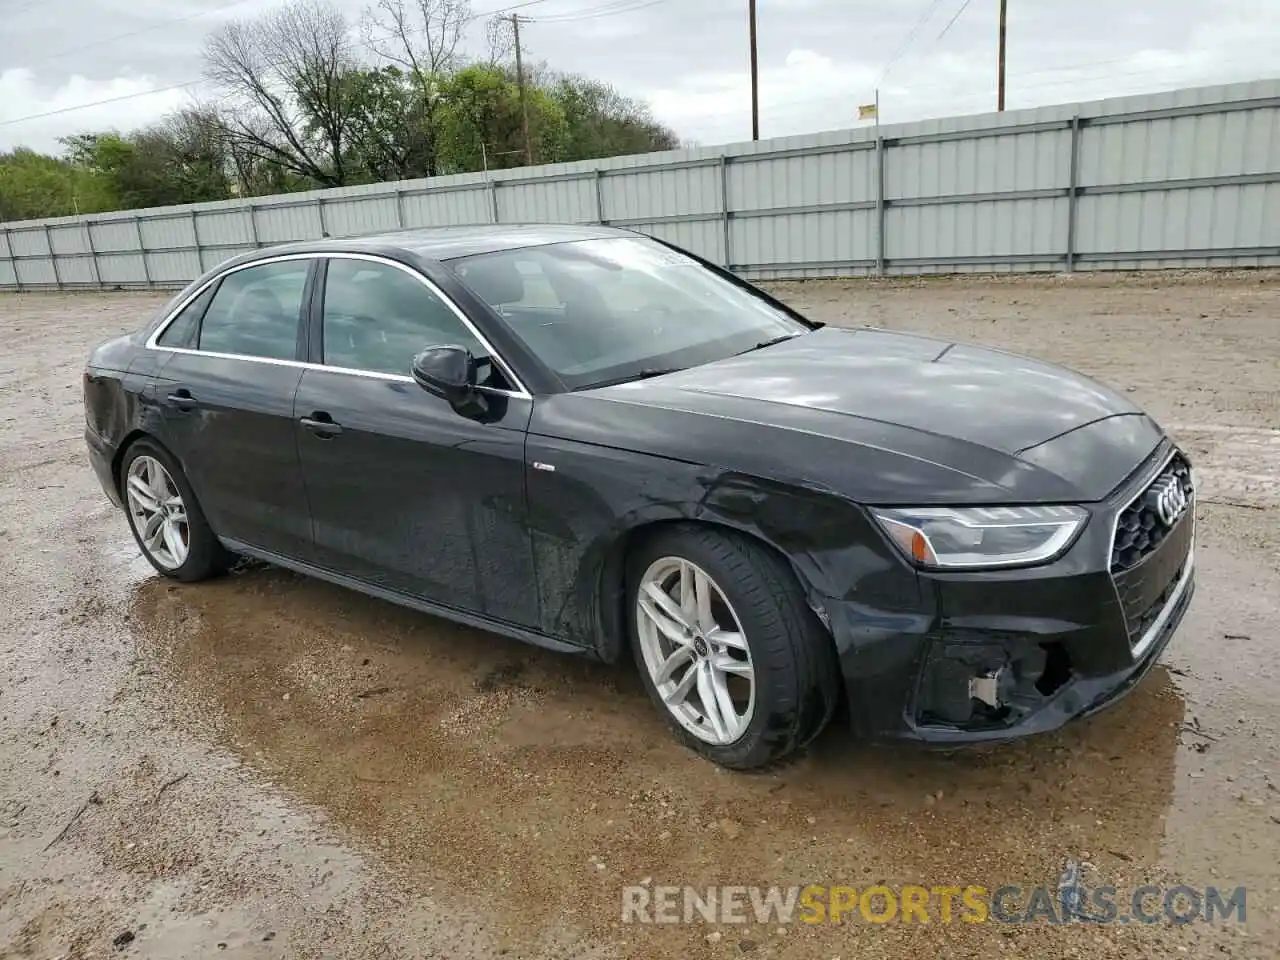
[523, 435, 925, 658]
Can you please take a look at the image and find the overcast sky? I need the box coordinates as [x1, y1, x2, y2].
[1, 0, 1277, 154]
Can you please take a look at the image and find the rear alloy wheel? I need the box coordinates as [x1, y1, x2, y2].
[120, 439, 229, 582]
[125, 455, 190, 571]
[630, 525, 840, 770]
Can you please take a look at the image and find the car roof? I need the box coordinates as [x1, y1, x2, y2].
[238, 223, 637, 264]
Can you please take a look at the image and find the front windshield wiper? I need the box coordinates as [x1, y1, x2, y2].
[735, 332, 805, 356]
[588, 367, 686, 389]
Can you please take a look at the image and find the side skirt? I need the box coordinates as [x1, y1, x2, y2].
[220, 538, 589, 657]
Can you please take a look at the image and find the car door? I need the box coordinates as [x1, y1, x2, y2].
[293, 254, 539, 627]
[150, 256, 316, 560]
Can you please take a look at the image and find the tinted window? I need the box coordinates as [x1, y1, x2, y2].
[157, 283, 216, 348]
[450, 237, 807, 390]
[198, 260, 309, 360]
[322, 259, 487, 377]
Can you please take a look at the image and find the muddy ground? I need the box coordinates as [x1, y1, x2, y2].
[1, 271, 1278, 959]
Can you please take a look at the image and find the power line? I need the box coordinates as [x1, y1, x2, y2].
[879, 0, 949, 83]
[530, 0, 669, 23]
[936, 0, 976, 42]
[0, 80, 204, 127]
[17, 0, 249, 70]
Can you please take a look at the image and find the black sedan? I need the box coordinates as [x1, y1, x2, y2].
[83, 225, 1196, 769]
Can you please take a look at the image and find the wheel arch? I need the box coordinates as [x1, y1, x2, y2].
[591, 515, 834, 665]
[111, 430, 184, 498]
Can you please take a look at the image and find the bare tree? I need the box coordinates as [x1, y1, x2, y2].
[204, 0, 360, 187]
[483, 15, 514, 65]
[362, 0, 470, 77]
[361, 0, 472, 174]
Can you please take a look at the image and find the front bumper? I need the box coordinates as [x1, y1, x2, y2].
[826, 444, 1197, 745]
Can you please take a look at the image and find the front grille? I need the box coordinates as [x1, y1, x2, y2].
[1109, 451, 1195, 649]
[1115, 553, 1189, 640]
[1110, 454, 1193, 573]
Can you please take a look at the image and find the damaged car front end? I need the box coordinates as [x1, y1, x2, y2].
[827, 444, 1195, 743]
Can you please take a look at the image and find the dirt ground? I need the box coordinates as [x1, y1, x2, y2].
[1, 271, 1278, 960]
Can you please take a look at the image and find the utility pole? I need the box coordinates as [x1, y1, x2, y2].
[997, 0, 1007, 111]
[506, 14, 534, 164]
[748, 0, 759, 139]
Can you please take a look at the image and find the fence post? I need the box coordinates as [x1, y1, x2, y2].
[247, 203, 262, 248]
[595, 168, 606, 225]
[1066, 114, 1082, 273]
[317, 197, 328, 237]
[3, 226, 20, 293]
[134, 216, 152, 289]
[719, 155, 732, 270]
[44, 224, 62, 291]
[489, 179, 500, 223]
[85, 220, 102, 289]
[191, 210, 203, 273]
[875, 136, 886, 278]
[394, 187, 405, 229]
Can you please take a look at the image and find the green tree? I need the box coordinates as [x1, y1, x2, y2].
[550, 74, 681, 160]
[0, 149, 117, 220]
[434, 64, 567, 173]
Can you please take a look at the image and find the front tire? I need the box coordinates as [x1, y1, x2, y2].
[629, 525, 839, 769]
[120, 438, 229, 582]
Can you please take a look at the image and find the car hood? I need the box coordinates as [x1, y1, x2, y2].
[536, 327, 1165, 504]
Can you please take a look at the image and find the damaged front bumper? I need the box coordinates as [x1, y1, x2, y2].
[824, 456, 1197, 745]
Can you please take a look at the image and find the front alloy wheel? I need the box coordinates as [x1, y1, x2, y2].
[629, 525, 840, 770]
[636, 556, 755, 745]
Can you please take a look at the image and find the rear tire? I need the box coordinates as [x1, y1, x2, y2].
[119, 438, 230, 582]
[629, 524, 840, 770]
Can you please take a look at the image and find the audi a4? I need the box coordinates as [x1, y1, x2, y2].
[83, 225, 1196, 769]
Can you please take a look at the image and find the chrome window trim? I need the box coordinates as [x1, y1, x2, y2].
[145, 251, 532, 399]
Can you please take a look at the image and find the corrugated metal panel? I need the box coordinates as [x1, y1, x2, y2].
[55, 257, 97, 285]
[92, 220, 142, 253]
[140, 215, 195, 252]
[2, 78, 1278, 291]
[8, 228, 49, 257]
[404, 186, 490, 227]
[49, 224, 90, 256]
[634, 220, 723, 264]
[97, 253, 147, 285]
[888, 197, 1067, 259]
[15, 258, 57, 285]
[197, 210, 254, 246]
[256, 203, 322, 243]
[500, 177, 596, 222]
[324, 196, 399, 236]
[733, 210, 875, 268]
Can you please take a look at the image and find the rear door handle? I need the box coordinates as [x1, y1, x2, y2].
[165, 389, 199, 412]
[300, 414, 343, 438]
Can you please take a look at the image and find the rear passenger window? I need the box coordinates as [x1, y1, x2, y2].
[197, 260, 310, 360]
[157, 284, 216, 349]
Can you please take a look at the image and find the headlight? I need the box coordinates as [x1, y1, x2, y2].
[870, 504, 1088, 569]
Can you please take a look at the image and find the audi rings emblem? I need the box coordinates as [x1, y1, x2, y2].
[1148, 475, 1190, 527]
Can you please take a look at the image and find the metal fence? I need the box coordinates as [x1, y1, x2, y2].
[2, 78, 1278, 291]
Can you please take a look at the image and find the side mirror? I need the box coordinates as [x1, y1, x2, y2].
[411, 345, 476, 404]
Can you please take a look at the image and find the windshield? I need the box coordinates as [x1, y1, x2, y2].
[448, 237, 810, 390]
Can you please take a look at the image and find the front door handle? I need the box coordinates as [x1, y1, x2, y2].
[165, 389, 199, 412]
[300, 413, 343, 438]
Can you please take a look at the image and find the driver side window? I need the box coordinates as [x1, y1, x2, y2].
[321, 259, 488, 378]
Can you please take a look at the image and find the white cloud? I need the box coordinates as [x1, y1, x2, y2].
[0, 69, 198, 153]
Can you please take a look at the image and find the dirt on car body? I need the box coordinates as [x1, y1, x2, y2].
[2, 271, 1279, 959]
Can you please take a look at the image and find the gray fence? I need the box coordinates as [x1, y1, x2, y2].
[2, 78, 1278, 291]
